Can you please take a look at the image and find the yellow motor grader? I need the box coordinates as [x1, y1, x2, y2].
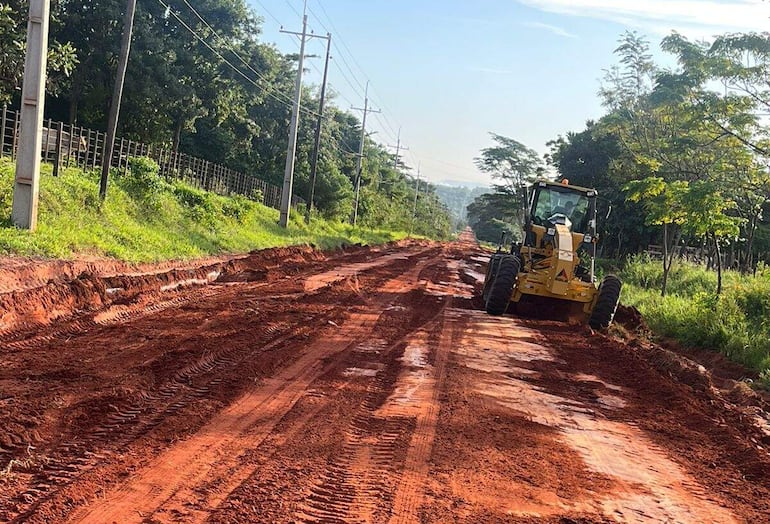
[481, 179, 621, 329]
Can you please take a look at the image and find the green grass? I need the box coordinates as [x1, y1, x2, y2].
[0, 156, 407, 263]
[613, 254, 770, 386]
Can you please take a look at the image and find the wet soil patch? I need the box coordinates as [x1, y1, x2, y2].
[533, 320, 770, 521]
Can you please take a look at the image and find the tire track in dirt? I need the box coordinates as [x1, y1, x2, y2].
[421, 311, 742, 523]
[0, 245, 436, 523]
[291, 254, 470, 524]
[66, 250, 441, 524]
[0, 286, 219, 351]
[294, 338, 414, 524]
[385, 310, 460, 524]
[4, 306, 334, 522]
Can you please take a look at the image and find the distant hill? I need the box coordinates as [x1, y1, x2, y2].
[434, 184, 491, 227]
[436, 179, 490, 189]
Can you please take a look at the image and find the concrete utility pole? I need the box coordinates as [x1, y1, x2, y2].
[305, 33, 332, 224]
[350, 82, 380, 226]
[11, 0, 50, 230]
[409, 163, 421, 236]
[279, 3, 318, 228]
[100, 0, 137, 200]
[387, 127, 409, 171]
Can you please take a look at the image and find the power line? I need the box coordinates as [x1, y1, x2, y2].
[307, 3, 477, 186]
[329, 137, 359, 156]
[327, 83, 355, 107]
[306, 4, 367, 97]
[159, 0, 318, 118]
[311, 2, 368, 89]
[329, 59, 364, 100]
[309, 2, 408, 150]
[283, 0, 302, 19]
[371, 113, 398, 143]
[177, 0, 317, 117]
[252, 0, 282, 26]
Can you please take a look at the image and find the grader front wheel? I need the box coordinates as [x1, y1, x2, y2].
[588, 275, 622, 329]
[485, 256, 520, 316]
[482, 253, 505, 303]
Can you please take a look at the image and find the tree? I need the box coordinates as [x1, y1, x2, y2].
[660, 32, 770, 272]
[599, 31, 656, 111]
[466, 192, 521, 244]
[0, 1, 76, 105]
[680, 181, 742, 294]
[625, 177, 689, 296]
[474, 134, 542, 229]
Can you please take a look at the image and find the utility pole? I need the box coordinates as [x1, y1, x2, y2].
[100, 0, 137, 200]
[278, 10, 309, 228]
[279, 2, 328, 228]
[305, 32, 332, 224]
[409, 162, 421, 236]
[11, 0, 50, 230]
[350, 82, 380, 226]
[387, 127, 409, 171]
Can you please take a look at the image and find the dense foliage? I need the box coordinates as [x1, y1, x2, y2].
[0, 0, 451, 238]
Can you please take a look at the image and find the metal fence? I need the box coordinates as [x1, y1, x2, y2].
[0, 105, 301, 210]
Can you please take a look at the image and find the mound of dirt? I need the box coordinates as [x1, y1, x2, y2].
[614, 304, 646, 330]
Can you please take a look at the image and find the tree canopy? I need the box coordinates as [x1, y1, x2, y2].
[0, 0, 452, 238]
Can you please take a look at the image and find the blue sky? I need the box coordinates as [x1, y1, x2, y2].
[246, 1, 770, 187]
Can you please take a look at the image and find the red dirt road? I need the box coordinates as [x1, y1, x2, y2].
[1, 235, 769, 523]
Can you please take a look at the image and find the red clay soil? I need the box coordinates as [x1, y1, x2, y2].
[0, 233, 768, 523]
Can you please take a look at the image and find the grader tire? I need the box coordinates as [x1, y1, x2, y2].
[588, 275, 622, 330]
[485, 256, 520, 316]
[482, 254, 504, 303]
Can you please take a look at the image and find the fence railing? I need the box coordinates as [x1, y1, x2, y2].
[0, 106, 301, 210]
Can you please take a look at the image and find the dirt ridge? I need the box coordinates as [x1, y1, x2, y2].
[0, 240, 426, 338]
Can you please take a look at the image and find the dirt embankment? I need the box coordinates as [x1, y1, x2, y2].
[0, 240, 428, 337]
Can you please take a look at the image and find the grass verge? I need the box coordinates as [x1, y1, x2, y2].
[610, 254, 770, 386]
[0, 156, 407, 262]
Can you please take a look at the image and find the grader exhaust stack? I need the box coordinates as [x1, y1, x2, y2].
[481, 180, 622, 329]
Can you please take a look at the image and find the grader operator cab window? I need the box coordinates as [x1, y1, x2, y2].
[532, 186, 591, 233]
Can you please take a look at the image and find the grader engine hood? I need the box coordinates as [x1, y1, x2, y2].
[546, 223, 574, 295]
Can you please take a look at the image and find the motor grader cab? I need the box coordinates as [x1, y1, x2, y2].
[481, 179, 622, 329]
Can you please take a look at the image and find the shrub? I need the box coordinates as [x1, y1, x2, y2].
[119, 156, 163, 200]
[249, 188, 263, 202]
[171, 182, 217, 227]
[221, 195, 255, 221]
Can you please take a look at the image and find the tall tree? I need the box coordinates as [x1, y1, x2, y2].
[474, 134, 542, 229]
